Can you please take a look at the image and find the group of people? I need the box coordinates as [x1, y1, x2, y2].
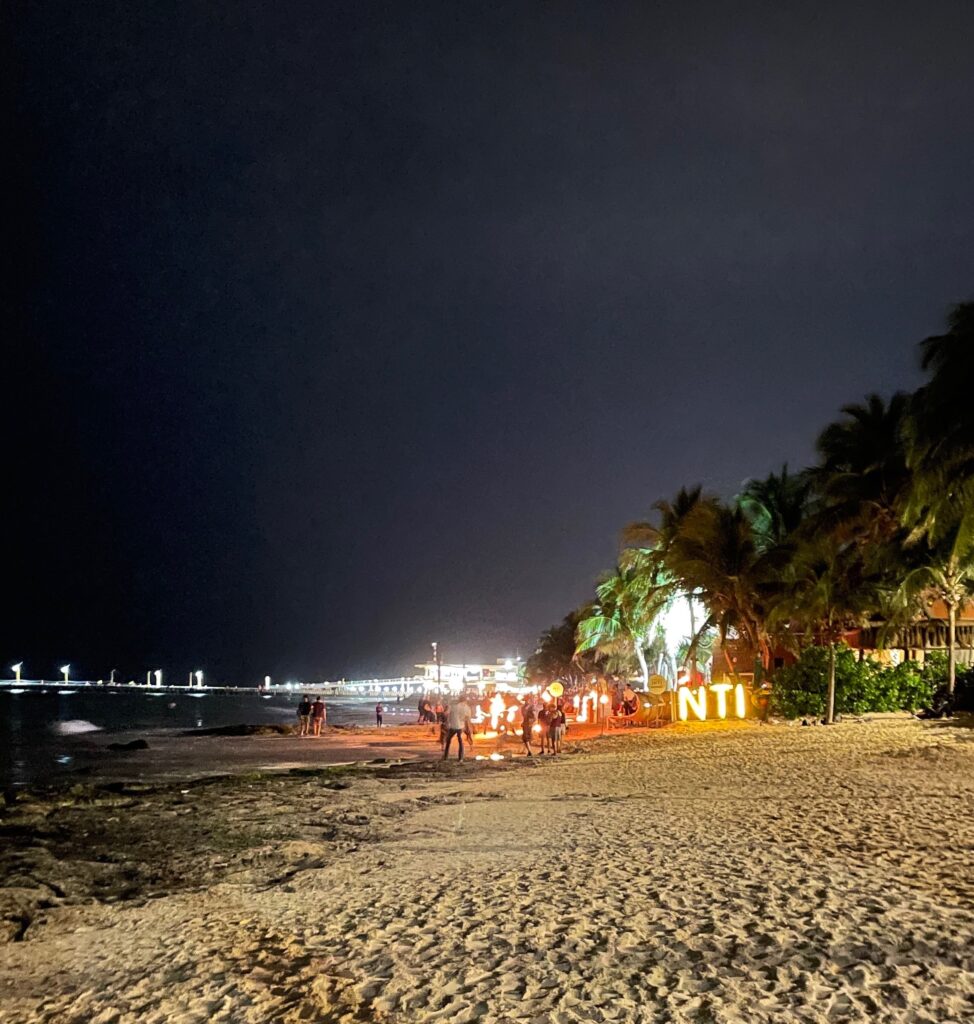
[415, 692, 570, 761]
[296, 690, 575, 756]
[296, 695, 327, 736]
[616, 684, 639, 717]
[298, 696, 387, 733]
[519, 695, 567, 755]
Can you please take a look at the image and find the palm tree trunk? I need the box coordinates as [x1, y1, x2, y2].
[826, 641, 836, 725]
[635, 644, 649, 689]
[687, 592, 696, 679]
[948, 600, 957, 695]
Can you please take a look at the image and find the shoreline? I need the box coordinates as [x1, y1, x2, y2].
[11, 717, 628, 791]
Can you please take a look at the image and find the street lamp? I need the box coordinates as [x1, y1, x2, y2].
[154, 669, 162, 687]
[194, 669, 203, 688]
[11, 663, 22, 683]
[431, 641, 441, 689]
[60, 664, 70, 683]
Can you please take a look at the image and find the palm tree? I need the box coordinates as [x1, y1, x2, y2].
[740, 464, 814, 554]
[895, 514, 974, 695]
[664, 497, 781, 674]
[622, 485, 704, 552]
[900, 303, 974, 691]
[575, 553, 672, 687]
[525, 610, 596, 689]
[773, 536, 878, 723]
[904, 302, 974, 556]
[813, 393, 911, 547]
[622, 486, 705, 678]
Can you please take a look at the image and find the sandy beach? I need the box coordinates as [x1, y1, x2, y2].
[2, 717, 972, 1023]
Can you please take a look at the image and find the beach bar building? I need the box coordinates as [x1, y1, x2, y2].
[414, 658, 523, 692]
[712, 598, 974, 687]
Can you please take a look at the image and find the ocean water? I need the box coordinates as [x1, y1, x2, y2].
[0, 688, 418, 787]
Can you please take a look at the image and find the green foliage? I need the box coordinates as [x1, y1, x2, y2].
[575, 552, 674, 683]
[770, 645, 936, 719]
[525, 611, 595, 688]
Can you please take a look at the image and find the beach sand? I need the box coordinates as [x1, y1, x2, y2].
[1, 717, 972, 1023]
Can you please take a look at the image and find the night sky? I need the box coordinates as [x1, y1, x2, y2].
[6, 2, 973, 683]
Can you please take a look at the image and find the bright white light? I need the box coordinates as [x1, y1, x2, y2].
[11, 663, 22, 674]
[60, 665, 70, 679]
[677, 685, 707, 722]
[194, 670, 203, 687]
[659, 592, 708, 682]
[734, 683, 746, 719]
[154, 670, 163, 686]
[711, 682, 732, 719]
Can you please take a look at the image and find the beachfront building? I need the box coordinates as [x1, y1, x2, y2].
[851, 598, 974, 667]
[711, 598, 974, 685]
[414, 657, 523, 693]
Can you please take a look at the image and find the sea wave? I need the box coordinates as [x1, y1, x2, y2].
[51, 719, 103, 735]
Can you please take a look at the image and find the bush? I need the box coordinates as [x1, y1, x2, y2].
[919, 652, 974, 713]
[770, 645, 935, 719]
[884, 661, 934, 711]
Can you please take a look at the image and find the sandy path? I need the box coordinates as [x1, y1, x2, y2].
[2, 719, 972, 1023]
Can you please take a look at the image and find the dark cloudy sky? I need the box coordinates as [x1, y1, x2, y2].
[5, 2, 973, 682]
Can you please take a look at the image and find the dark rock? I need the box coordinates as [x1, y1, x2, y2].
[106, 739, 149, 752]
[181, 724, 294, 737]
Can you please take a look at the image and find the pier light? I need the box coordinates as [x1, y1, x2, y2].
[264, 675, 271, 689]
[11, 662, 22, 682]
[194, 669, 203, 688]
[60, 664, 70, 682]
[154, 669, 163, 687]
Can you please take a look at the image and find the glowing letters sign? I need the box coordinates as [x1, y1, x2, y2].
[677, 682, 748, 722]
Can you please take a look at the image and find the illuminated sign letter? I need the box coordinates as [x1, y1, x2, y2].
[678, 685, 708, 721]
[734, 683, 746, 719]
[710, 682, 732, 719]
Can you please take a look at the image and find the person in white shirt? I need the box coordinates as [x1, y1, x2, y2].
[442, 697, 472, 761]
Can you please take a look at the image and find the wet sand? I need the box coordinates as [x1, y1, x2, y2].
[1, 717, 972, 1023]
[59, 724, 446, 783]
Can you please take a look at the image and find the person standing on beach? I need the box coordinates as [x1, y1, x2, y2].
[297, 695, 312, 737]
[520, 697, 537, 756]
[548, 705, 566, 754]
[537, 704, 551, 754]
[375, 701, 383, 727]
[310, 696, 326, 736]
[442, 696, 472, 761]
